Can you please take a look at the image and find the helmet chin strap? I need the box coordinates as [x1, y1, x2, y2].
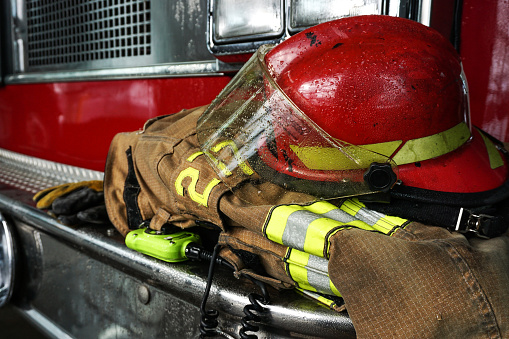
[361, 173, 509, 238]
[363, 195, 509, 238]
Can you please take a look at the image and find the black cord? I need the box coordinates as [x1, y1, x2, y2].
[193, 243, 271, 339]
[199, 244, 221, 338]
[239, 275, 271, 339]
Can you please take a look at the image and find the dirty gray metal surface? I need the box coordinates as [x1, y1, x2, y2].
[0, 148, 356, 338]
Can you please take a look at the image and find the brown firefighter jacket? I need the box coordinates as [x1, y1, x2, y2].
[104, 106, 509, 338]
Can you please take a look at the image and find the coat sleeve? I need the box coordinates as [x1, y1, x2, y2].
[327, 222, 509, 338]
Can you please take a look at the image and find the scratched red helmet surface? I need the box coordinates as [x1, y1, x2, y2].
[197, 15, 508, 202]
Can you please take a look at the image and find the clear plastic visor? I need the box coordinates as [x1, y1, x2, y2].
[197, 45, 398, 205]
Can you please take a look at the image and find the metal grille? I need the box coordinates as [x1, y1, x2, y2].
[26, 0, 151, 67]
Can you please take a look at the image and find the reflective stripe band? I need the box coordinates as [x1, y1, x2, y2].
[339, 199, 408, 234]
[289, 140, 402, 170]
[285, 248, 341, 297]
[477, 128, 504, 169]
[263, 199, 409, 258]
[275, 200, 408, 298]
[297, 288, 342, 310]
[392, 122, 471, 165]
[290, 122, 471, 170]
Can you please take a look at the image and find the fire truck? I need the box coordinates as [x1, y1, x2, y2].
[0, 0, 507, 337]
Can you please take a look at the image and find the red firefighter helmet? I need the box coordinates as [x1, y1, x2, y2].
[197, 15, 508, 203]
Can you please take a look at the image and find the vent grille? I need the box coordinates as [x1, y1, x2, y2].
[26, 0, 151, 67]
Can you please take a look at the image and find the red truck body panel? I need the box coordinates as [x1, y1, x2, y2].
[461, 0, 509, 142]
[0, 77, 231, 171]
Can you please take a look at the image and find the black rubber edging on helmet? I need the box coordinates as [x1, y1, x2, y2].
[389, 177, 509, 208]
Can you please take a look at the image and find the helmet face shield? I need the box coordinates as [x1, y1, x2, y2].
[197, 45, 398, 204]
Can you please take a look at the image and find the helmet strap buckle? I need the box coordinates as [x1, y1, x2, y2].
[455, 207, 493, 238]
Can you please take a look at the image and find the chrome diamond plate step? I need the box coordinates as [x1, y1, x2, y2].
[0, 148, 103, 193]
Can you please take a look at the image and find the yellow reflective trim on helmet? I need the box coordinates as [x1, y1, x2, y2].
[392, 122, 471, 165]
[289, 140, 402, 171]
[289, 122, 471, 170]
[477, 129, 504, 169]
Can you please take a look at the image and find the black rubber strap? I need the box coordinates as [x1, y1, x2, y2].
[389, 176, 509, 208]
[123, 146, 143, 229]
[365, 198, 509, 238]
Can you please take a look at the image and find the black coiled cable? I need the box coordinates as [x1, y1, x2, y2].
[199, 244, 222, 338]
[239, 291, 270, 338]
[194, 243, 271, 338]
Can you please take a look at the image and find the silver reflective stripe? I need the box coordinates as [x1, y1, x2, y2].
[322, 208, 357, 223]
[265, 199, 408, 258]
[307, 254, 335, 295]
[353, 206, 387, 226]
[282, 210, 322, 251]
[286, 248, 339, 296]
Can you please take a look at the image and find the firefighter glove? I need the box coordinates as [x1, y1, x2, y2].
[33, 180, 109, 226]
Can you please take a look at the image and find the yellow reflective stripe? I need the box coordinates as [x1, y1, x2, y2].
[303, 218, 347, 256]
[304, 200, 339, 215]
[289, 140, 402, 170]
[477, 129, 504, 169]
[361, 140, 404, 156]
[303, 218, 373, 257]
[330, 280, 341, 296]
[341, 199, 408, 234]
[392, 122, 471, 165]
[297, 288, 342, 309]
[340, 199, 362, 215]
[285, 249, 311, 290]
[285, 248, 341, 297]
[265, 201, 377, 258]
[265, 204, 309, 245]
[374, 215, 409, 235]
[264, 199, 409, 258]
[289, 122, 471, 170]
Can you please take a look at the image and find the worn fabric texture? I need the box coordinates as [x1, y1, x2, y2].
[104, 106, 509, 338]
[219, 227, 295, 289]
[104, 106, 230, 236]
[328, 223, 509, 338]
